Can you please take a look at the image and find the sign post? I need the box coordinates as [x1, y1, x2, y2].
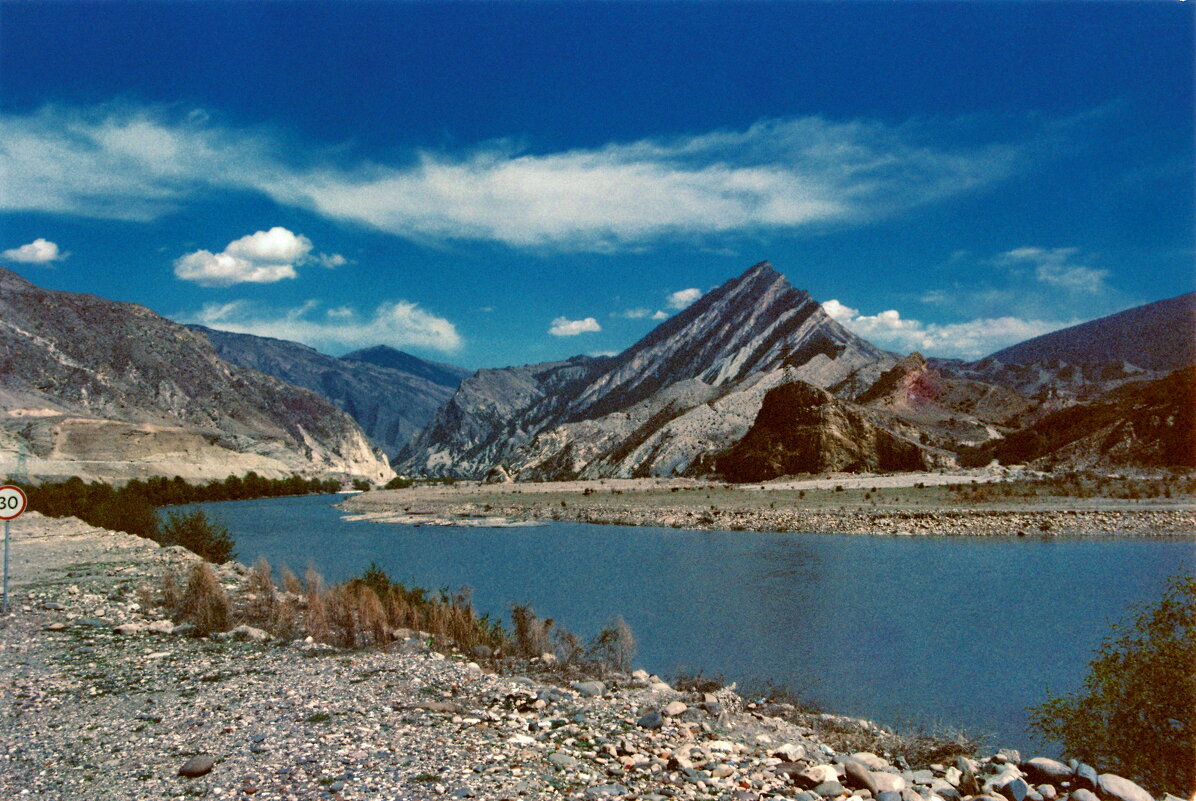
[0, 485, 28, 614]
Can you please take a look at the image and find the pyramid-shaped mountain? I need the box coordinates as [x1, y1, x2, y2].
[398, 261, 897, 479]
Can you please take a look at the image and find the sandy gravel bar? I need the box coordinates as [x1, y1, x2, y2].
[343, 476, 1196, 538]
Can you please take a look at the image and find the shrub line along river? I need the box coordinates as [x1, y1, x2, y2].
[164, 493, 1195, 756]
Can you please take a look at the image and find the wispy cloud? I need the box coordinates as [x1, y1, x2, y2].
[666, 288, 702, 309]
[2, 237, 66, 264]
[186, 298, 462, 353]
[174, 226, 346, 287]
[549, 316, 601, 336]
[822, 298, 1067, 361]
[1, 104, 1033, 251]
[997, 246, 1110, 294]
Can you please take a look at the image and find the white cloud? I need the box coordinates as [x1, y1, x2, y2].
[0, 104, 1032, 251]
[2, 238, 65, 264]
[820, 298, 858, 322]
[187, 298, 461, 352]
[618, 308, 654, 319]
[314, 252, 347, 268]
[822, 299, 1068, 361]
[651, 310, 669, 320]
[174, 226, 316, 287]
[667, 288, 702, 309]
[999, 246, 1109, 294]
[549, 316, 602, 336]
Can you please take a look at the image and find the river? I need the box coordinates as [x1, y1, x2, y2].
[164, 493, 1195, 755]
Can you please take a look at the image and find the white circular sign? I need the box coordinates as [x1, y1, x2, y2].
[0, 486, 27, 521]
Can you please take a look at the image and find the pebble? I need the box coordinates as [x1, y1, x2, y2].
[178, 755, 216, 777]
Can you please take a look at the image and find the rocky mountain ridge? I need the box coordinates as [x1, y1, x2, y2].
[0, 268, 393, 483]
[398, 262, 899, 479]
[399, 264, 1196, 480]
[193, 328, 470, 457]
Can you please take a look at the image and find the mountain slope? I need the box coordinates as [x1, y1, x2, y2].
[982, 293, 1196, 371]
[399, 262, 898, 479]
[962, 367, 1196, 469]
[0, 268, 393, 483]
[341, 345, 472, 390]
[193, 328, 468, 457]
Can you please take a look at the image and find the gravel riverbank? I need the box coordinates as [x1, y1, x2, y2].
[0, 513, 1183, 800]
[343, 476, 1196, 538]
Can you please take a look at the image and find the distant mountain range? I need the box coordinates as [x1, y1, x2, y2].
[398, 262, 1196, 479]
[193, 327, 471, 457]
[0, 268, 393, 484]
[3, 261, 1191, 485]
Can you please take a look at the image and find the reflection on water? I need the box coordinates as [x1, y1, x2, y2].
[167, 494, 1195, 754]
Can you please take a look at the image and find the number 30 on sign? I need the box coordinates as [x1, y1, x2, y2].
[0, 486, 27, 520]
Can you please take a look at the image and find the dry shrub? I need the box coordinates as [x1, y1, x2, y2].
[304, 567, 330, 643]
[280, 565, 303, 595]
[160, 568, 183, 612]
[181, 562, 231, 635]
[135, 582, 154, 612]
[587, 615, 636, 673]
[269, 595, 301, 640]
[512, 604, 555, 658]
[245, 556, 277, 626]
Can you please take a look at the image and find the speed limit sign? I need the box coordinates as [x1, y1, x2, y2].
[0, 485, 26, 521]
[1, 485, 24, 613]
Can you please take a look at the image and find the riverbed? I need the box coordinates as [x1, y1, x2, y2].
[166, 493, 1195, 755]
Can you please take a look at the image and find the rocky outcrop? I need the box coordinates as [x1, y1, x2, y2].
[194, 328, 469, 457]
[0, 268, 393, 483]
[399, 262, 897, 479]
[962, 367, 1196, 469]
[856, 353, 1032, 447]
[716, 381, 948, 481]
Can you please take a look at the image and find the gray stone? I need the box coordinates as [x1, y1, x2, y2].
[43, 622, 67, 632]
[843, 760, 879, 795]
[178, 755, 215, 777]
[663, 700, 688, 717]
[1022, 759, 1072, 784]
[230, 624, 270, 642]
[549, 752, 579, 768]
[873, 773, 907, 794]
[909, 770, 935, 785]
[571, 680, 606, 698]
[813, 781, 848, 797]
[147, 619, 175, 634]
[1098, 774, 1154, 801]
[329, 780, 345, 792]
[1071, 790, 1099, 801]
[585, 785, 629, 799]
[451, 787, 474, 798]
[1036, 785, 1057, 800]
[1074, 764, 1099, 791]
[636, 711, 663, 729]
[113, 622, 145, 635]
[1001, 777, 1030, 801]
[877, 792, 903, 801]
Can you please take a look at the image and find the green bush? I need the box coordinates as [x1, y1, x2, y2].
[158, 510, 236, 564]
[1028, 575, 1196, 795]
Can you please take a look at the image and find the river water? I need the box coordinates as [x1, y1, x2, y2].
[165, 493, 1194, 755]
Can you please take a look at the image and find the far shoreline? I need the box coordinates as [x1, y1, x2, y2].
[342, 471, 1196, 538]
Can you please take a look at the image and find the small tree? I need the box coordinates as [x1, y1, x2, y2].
[1028, 575, 1195, 796]
[158, 510, 236, 564]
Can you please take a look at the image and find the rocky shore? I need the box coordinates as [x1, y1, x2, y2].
[0, 513, 1184, 800]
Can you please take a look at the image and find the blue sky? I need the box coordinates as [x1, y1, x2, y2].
[1, 2, 1192, 367]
